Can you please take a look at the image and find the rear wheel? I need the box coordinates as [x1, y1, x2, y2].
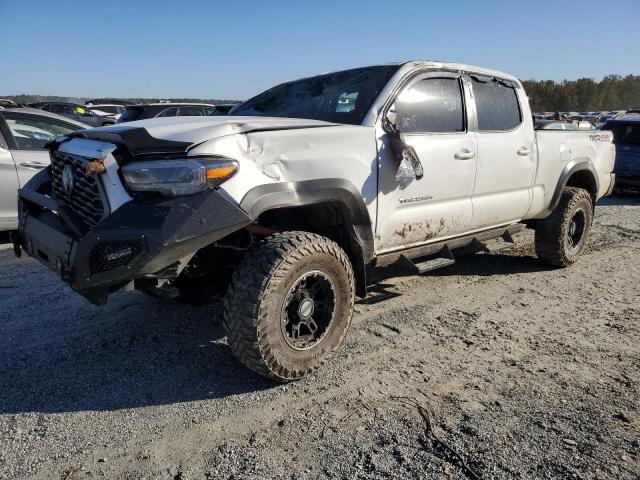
[535, 187, 593, 266]
[223, 232, 355, 381]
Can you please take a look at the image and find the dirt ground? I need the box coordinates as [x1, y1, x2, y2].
[0, 197, 638, 480]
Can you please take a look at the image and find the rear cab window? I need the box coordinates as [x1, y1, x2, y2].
[472, 76, 522, 131]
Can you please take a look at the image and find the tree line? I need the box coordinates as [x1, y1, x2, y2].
[523, 75, 640, 112]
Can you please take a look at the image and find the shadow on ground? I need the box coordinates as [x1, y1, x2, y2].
[0, 231, 576, 416]
[0, 289, 273, 415]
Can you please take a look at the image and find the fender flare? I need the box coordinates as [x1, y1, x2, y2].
[545, 159, 599, 214]
[240, 178, 371, 225]
[240, 179, 374, 296]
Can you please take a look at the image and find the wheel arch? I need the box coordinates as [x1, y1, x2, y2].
[240, 179, 374, 297]
[547, 160, 599, 214]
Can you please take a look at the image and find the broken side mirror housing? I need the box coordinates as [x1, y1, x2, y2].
[394, 144, 424, 189]
[383, 106, 398, 135]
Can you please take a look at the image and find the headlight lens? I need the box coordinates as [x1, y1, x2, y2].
[121, 157, 238, 196]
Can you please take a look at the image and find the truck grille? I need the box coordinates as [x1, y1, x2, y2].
[50, 151, 108, 228]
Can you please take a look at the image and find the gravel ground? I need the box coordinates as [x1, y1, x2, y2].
[0, 197, 638, 480]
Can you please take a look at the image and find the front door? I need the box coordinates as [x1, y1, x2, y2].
[376, 72, 477, 252]
[2, 111, 83, 186]
[468, 75, 536, 227]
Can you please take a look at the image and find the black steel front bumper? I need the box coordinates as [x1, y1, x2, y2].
[16, 169, 252, 305]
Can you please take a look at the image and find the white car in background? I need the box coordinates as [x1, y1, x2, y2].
[87, 104, 127, 121]
[0, 108, 86, 232]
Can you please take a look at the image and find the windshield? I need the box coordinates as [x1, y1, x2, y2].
[230, 65, 399, 125]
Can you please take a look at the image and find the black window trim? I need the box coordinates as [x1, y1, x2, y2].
[470, 75, 524, 134]
[0, 112, 83, 151]
[387, 70, 469, 136]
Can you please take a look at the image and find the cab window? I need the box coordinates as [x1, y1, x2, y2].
[395, 77, 465, 133]
[472, 78, 522, 131]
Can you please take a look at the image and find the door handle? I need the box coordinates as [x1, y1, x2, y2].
[517, 147, 532, 156]
[454, 149, 476, 160]
[19, 161, 48, 169]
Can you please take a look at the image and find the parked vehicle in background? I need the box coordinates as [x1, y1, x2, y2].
[210, 104, 237, 115]
[28, 102, 116, 127]
[85, 99, 133, 106]
[0, 99, 18, 109]
[15, 61, 616, 380]
[0, 108, 86, 231]
[88, 104, 126, 120]
[603, 115, 640, 193]
[117, 103, 218, 123]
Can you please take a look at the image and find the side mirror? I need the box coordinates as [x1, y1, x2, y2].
[394, 144, 424, 189]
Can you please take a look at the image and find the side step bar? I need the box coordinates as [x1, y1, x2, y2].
[473, 230, 516, 254]
[399, 245, 455, 274]
[377, 223, 524, 273]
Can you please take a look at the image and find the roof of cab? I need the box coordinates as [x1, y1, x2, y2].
[399, 60, 520, 82]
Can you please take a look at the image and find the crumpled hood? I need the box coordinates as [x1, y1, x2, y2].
[72, 116, 342, 159]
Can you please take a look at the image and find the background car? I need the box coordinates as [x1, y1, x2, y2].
[210, 103, 237, 115]
[117, 103, 218, 123]
[0, 99, 18, 109]
[603, 115, 640, 192]
[28, 102, 116, 127]
[0, 108, 86, 231]
[87, 104, 126, 120]
[85, 98, 133, 106]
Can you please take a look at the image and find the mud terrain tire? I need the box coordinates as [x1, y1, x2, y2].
[535, 187, 593, 267]
[223, 232, 355, 381]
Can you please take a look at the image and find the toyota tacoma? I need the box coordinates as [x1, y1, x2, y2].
[14, 61, 616, 381]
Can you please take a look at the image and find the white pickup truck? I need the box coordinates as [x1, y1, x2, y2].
[15, 61, 615, 381]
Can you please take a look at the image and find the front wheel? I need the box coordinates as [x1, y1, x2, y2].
[223, 232, 355, 381]
[535, 187, 594, 267]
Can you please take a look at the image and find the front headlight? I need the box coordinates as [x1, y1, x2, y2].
[121, 157, 238, 196]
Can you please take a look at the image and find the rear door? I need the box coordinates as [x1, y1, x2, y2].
[469, 75, 536, 228]
[376, 72, 477, 251]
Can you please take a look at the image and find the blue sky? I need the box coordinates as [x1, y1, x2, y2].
[2, 0, 638, 99]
